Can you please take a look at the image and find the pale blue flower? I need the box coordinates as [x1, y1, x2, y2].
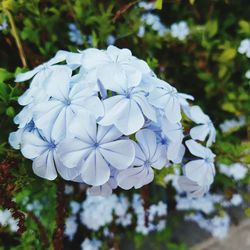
[184, 139, 215, 187]
[238, 38, 250, 58]
[170, 21, 189, 40]
[0, 20, 8, 31]
[68, 23, 83, 45]
[99, 76, 157, 135]
[33, 68, 104, 141]
[81, 45, 151, 91]
[117, 129, 167, 190]
[148, 78, 183, 123]
[58, 114, 135, 186]
[187, 106, 216, 146]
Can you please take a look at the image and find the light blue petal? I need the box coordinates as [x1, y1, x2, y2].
[190, 125, 209, 141]
[81, 150, 110, 186]
[98, 96, 127, 127]
[115, 100, 144, 135]
[99, 139, 135, 169]
[97, 63, 127, 93]
[151, 144, 168, 169]
[69, 113, 96, 143]
[32, 150, 57, 180]
[184, 159, 214, 186]
[96, 125, 122, 144]
[81, 48, 109, 71]
[43, 65, 72, 100]
[133, 94, 157, 122]
[58, 138, 92, 168]
[54, 152, 81, 180]
[21, 132, 48, 159]
[135, 129, 157, 159]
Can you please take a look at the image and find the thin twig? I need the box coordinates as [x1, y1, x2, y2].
[5, 9, 27, 67]
[112, 0, 139, 23]
[27, 212, 50, 248]
[52, 179, 66, 250]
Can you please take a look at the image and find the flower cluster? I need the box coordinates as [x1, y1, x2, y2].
[9, 45, 216, 197]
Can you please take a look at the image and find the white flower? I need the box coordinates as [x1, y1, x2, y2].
[184, 140, 215, 187]
[117, 129, 167, 189]
[230, 194, 243, 206]
[33, 68, 104, 141]
[219, 116, 246, 133]
[170, 21, 189, 40]
[81, 238, 101, 250]
[0, 20, 8, 31]
[65, 216, 78, 241]
[68, 23, 83, 45]
[238, 38, 250, 58]
[148, 79, 183, 123]
[219, 163, 247, 181]
[99, 76, 157, 135]
[58, 114, 135, 186]
[188, 106, 216, 146]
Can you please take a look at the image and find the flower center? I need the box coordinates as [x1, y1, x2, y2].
[64, 99, 71, 106]
[144, 160, 151, 168]
[93, 142, 99, 148]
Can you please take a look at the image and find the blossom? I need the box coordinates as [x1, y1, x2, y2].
[160, 117, 185, 163]
[182, 140, 215, 194]
[170, 21, 189, 40]
[81, 45, 151, 90]
[238, 38, 250, 58]
[230, 194, 243, 206]
[58, 114, 135, 186]
[219, 163, 247, 181]
[88, 168, 118, 196]
[68, 23, 83, 45]
[15, 53, 67, 84]
[33, 68, 104, 141]
[219, 116, 245, 133]
[10, 46, 216, 195]
[99, 76, 157, 135]
[20, 131, 70, 180]
[148, 79, 189, 123]
[245, 70, 250, 79]
[81, 238, 101, 250]
[0, 20, 8, 31]
[65, 216, 78, 241]
[117, 129, 167, 189]
[187, 106, 216, 146]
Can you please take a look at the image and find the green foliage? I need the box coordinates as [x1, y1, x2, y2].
[0, 0, 249, 249]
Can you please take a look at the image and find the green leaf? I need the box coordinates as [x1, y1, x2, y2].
[206, 19, 218, 38]
[218, 48, 236, 62]
[155, 0, 163, 10]
[0, 68, 13, 82]
[6, 106, 15, 117]
[239, 20, 250, 35]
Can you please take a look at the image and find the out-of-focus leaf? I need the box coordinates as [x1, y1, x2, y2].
[218, 48, 236, 62]
[206, 19, 218, 38]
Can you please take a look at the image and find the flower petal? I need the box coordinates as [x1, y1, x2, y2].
[184, 159, 214, 186]
[99, 139, 135, 169]
[21, 132, 48, 159]
[32, 150, 57, 180]
[96, 125, 122, 144]
[98, 96, 128, 126]
[115, 100, 144, 135]
[190, 124, 210, 141]
[81, 150, 110, 186]
[133, 94, 157, 122]
[135, 129, 157, 159]
[58, 138, 92, 168]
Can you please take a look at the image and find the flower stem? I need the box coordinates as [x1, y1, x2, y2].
[5, 9, 27, 67]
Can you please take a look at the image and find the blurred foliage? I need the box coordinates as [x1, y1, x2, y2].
[0, 0, 249, 249]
